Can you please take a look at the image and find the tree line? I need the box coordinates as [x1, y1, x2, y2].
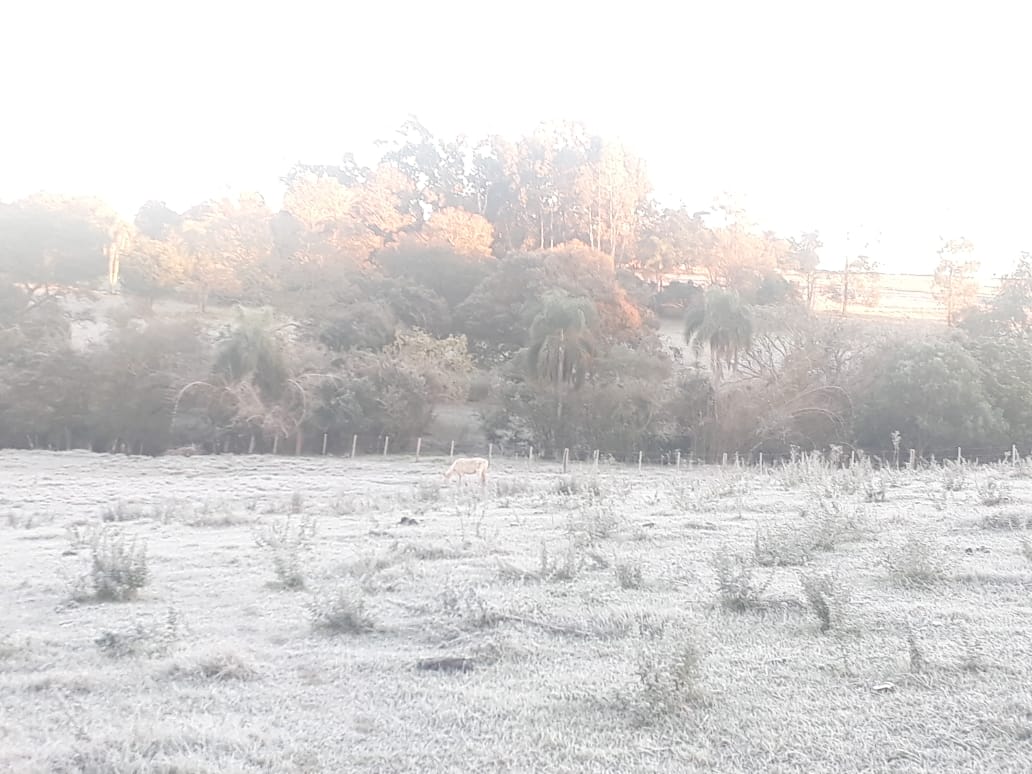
[0, 117, 1026, 460]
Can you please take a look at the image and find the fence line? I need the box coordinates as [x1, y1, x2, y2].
[12, 431, 1032, 470]
[179, 432, 1032, 470]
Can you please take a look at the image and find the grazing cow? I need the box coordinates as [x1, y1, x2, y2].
[444, 456, 490, 486]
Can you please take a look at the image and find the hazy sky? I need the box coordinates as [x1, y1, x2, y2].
[4, 1, 1028, 277]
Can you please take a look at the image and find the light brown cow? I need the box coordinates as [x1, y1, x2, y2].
[443, 456, 489, 485]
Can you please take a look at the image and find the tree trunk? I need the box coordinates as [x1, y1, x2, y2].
[841, 260, 850, 316]
[555, 331, 565, 423]
[107, 250, 120, 293]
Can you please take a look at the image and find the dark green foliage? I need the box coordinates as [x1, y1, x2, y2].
[376, 244, 492, 308]
[855, 337, 1005, 454]
[318, 301, 397, 352]
[88, 319, 212, 454]
[309, 352, 433, 446]
[965, 335, 1032, 444]
[653, 280, 703, 318]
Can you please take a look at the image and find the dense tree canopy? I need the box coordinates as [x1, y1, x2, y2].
[1, 115, 1029, 460]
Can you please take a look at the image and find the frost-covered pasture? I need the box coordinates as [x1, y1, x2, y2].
[1, 449, 1031, 772]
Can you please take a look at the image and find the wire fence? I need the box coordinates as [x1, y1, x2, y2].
[157, 431, 1032, 471]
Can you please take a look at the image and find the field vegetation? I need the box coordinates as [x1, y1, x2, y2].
[1, 450, 1031, 771]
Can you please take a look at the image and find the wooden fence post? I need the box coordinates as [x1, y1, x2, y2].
[351, 434, 358, 459]
[449, 440, 455, 460]
[721, 452, 728, 466]
[383, 436, 390, 456]
[322, 433, 328, 456]
[593, 449, 599, 471]
[488, 443, 493, 462]
[957, 447, 963, 463]
[529, 446, 534, 464]
[638, 450, 643, 473]
[272, 436, 279, 455]
[758, 452, 763, 469]
[415, 437, 422, 460]
[675, 449, 681, 469]
[562, 447, 569, 474]
[909, 449, 916, 468]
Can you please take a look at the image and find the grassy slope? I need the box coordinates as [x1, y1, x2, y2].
[2, 452, 1031, 773]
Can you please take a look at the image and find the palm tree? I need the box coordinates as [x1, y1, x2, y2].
[214, 307, 291, 401]
[526, 291, 598, 422]
[684, 286, 753, 381]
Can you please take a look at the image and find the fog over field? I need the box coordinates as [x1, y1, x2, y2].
[4, 4, 1032, 772]
[1, 450, 1031, 772]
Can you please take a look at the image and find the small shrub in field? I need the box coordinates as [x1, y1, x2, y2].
[711, 549, 770, 610]
[980, 507, 1032, 530]
[99, 501, 147, 523]
[976, 477, 1011, 506]
[615, 560, 645, 589]
[882, 535, 949, 587]
[253, 513, 317, 590]
[802, 495, 872, 548]
[941, 461, 967, 492]
[414, 480, 441, 503]
[75, 526, 149, 601]
[864, 475, 887, 503]
[168, 646, 259, 681]
[438, 582, 499, 628]
[95, 607, 181, 658]
[540, 537, 583, 582]
[494, 477, 532, 500]
[578, 502, 621, 540]
[753, 524, 813, 567]
[671, 479, 718, 512]
[712, 467, 751, 498]
[1021, 538, 1032, 566]
[635, 633, 704, 716]
[4, 510, 54, 529]
[907, 630, 927, 673]
[289, 491, 306, 514]
[799, 571, 850, 633]
[773, 448, 834, 490]
[307, 585, 376, 634]
[554, 473, 602, 498]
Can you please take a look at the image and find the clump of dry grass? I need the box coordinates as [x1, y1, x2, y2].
[438, 582, 500, 629]
[863, 474, 887, 502]
[95, 607, 182, 658]
[753, 523, 814, 567]
[941, 460, 968, 492]
[307, 585, 376, 634]
[540, 536, 584, 582]
[799, 571, 851, 633]
[577, 501, 621, 540]
[633, 631, 705, 718]
[4, 510, 55, 529]
[711, 548, 771, 610]
[166, 645, 260, 681]
[882, 534, 950, 587]
[494, 476, 533, 500]
[980, 506, 1032, 530]
[615, 559, 645, 589]
[252, 513, 317, 590]
[70, 525, 150, 602]
[99, 501, 149, 523]
[976, 477, 1011, 506]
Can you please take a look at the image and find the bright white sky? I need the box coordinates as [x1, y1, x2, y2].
[3, 1, 1028, 277]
